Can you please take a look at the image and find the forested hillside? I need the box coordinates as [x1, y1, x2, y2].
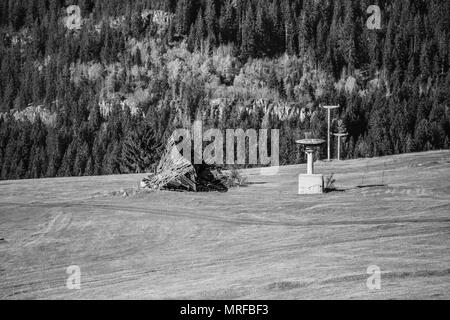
[0, 0, 449, 180]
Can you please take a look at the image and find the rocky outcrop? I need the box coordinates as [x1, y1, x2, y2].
[99, 97, 144, 118]
[209, 98, 310, 122]
[141, 10, 174, 28]
[1, 105, 57, 126]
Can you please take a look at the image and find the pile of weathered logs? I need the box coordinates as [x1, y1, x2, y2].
[140, 136, 228, 192]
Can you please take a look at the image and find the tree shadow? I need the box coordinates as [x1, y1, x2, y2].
[324, 187, 347, 193]
[325, 184, 389, 193]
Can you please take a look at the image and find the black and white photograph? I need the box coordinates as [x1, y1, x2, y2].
[0, 0, 449, 304]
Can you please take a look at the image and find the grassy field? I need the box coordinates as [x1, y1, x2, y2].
[0, 150, 449, 299]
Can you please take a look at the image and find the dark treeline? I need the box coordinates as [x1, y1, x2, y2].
[0, 0, 449, 180]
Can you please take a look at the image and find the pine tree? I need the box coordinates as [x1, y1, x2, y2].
[219, 0, 237, 44]
[240, 3, 256, 61]
[74, 141, 90, 176]
[342, 0, 357, 72]
[121, 122, 162, 173]
[282, 2, 295, 55]
[419, 41, 432, 82]
[59, 139, 78, 177]
[194, 9, 205, 51]
[415, 119, 432, 151]
[175, 0, 193, 35]
[205, 0, 217, 46]
[255, 1, 268, 56]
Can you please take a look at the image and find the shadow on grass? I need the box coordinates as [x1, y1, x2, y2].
[356, 184, 388, 189]
[231, 182, 268, 188]
[325, 184, 389, 193]
[324, 188, 347, 193]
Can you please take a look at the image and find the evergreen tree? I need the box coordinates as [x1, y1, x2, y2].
[121, 122, 162, 173]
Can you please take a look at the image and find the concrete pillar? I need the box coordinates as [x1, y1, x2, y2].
[337, 137, 341, 161]
[307, 149, 314, 175]
[327, 108, 331, 161]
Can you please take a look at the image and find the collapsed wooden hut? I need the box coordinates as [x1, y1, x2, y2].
[140, 136, 228, 192]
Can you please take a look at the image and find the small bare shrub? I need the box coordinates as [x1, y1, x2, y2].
[325, 173, 336, 192]
[224, 167, 248, 188]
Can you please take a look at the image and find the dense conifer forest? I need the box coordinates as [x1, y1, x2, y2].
[0, 0, 449, 180]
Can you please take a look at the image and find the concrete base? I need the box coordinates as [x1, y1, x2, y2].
[298, 174, 324, 195]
